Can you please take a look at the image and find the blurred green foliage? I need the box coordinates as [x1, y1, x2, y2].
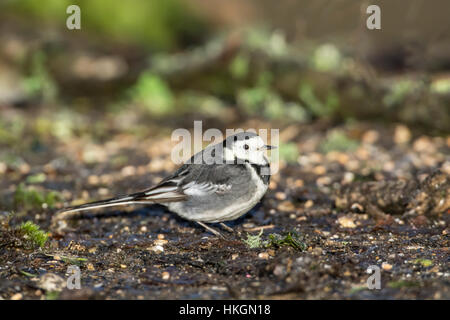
[131, 72, 175, 115]
[299, 83, 339, 118]
[311, 43, 342, 72]
[6, 0, 205, 50]
[279, 142, 299, 163]
[320, 130, 359, 153]
[23, 51, 57, 102]
[0, 117, 25, 146]
[14, 183, 61, 210]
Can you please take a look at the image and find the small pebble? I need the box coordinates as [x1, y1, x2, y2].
[382, 262, 393, 271]
[277, 201, 295, 212]
[350, 203, 364, 213]
[313, 165, 326, 175]
[150, 245, 164, 253]
[313, 247, 323, 255]
[338, 216, 356, 228]
[11, 293, 23, 300]
[154, 239, 168, 246]
[0, 162, 7, 174]
[304, 200, 314, 209]
[162, 272, 170, 280]
[394, 125, 411, 144]
[275, 192, 286, 201]
[258, 252, 269, 260]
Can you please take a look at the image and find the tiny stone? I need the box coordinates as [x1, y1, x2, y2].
[313, 247, 323, 255]
[154, 239, 168, 246]
[343, 172, 355, 184]
[313, 165, 327, 175]
[11, 293, 23, 300]
[294, 179, 304, 187]
[275, 192, 287, 201]
[316, 176, 332, 186]
[258, 252, 269, 260]
[150, 245, 164, 253]
[350, 203, 364, 213]
[382, 262, 393, 271]
[338, 216, 357, 228]
[162, 272, 170, 280]
[273, 265, 286, 277]
[277, 201, 295, 212]
[362, 130, 379, 144]
[304, 200, 314, 209]
[394, 125, 411, 144]
[0, 162, 7, 174]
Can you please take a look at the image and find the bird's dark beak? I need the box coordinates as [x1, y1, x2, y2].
[261, 145, 276, 150]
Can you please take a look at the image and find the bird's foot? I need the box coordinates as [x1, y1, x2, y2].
[196, 221, 225, 239]
[219, 223, 242, 237]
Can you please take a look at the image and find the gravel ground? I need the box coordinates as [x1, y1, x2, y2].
[0, 118, 449, 300]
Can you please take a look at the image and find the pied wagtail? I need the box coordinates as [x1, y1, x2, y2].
[53, 132, 275, 237]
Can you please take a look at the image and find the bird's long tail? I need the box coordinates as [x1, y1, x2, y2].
[52, 185, 186, 223]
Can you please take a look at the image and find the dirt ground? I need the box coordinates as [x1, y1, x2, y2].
[0, 117, 448, 300]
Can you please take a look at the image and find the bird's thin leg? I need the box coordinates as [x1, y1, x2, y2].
[220, 223, 235, 233]
[197, 221, 224, 238]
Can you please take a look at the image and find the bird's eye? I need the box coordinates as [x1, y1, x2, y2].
[244, 144, 249, 150]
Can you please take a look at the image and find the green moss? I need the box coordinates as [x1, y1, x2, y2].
[414, 258, 433, 267]
[20, 270, 38, 278]
[243, 230, 264, 249]
[267, 232, 307, 251]
[45, 291, 60, 300]
[243, 230, 307, 251]
[26, 173, 47, 184]
[349, 285, 367, 295]
[387, 280, 420, 289]
[18, 221, 48, 248]
[61, 256, 88, 266]
[14, 183, 61, 210]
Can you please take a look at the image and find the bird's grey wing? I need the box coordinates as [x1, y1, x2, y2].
[147, 162, 247, 199]
[139, 164, 191, 201]
[178, 163, 248, 196]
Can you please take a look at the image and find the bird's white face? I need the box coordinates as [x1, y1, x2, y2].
[224, 135, 269, 165]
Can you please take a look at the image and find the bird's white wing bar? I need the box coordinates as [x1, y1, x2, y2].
[144, 185, 179, 196]
[182, 181, 231, 196]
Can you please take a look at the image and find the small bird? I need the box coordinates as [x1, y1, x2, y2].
[53, 132, 275, 237]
